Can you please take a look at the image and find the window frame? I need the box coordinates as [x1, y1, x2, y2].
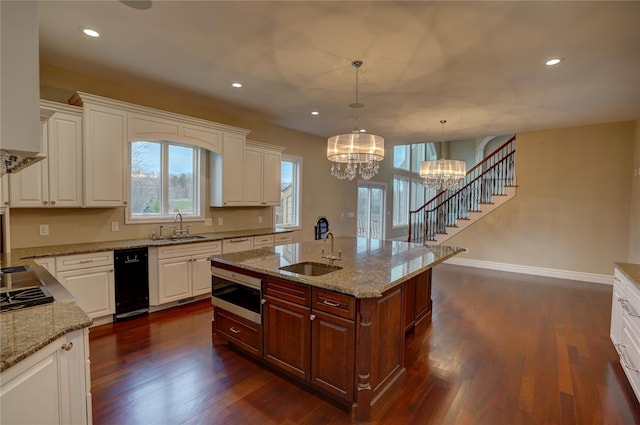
[274, 154, 302, 230]
[126, 140, 205, 224]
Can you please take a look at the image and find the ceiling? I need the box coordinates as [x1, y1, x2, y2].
[38, 1, 640, 144]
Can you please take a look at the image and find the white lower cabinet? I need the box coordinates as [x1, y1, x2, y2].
[253, 234, 275, 248]
[611, 264, 640, 402]
[274, 232, 293, 245]
[0, 328, 91, 425]
[56, 251, 115, 321]
[222, 237, 253, 253]
[149, 241, 221, 305]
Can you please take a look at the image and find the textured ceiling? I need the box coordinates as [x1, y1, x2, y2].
[38, 1, 640, 144]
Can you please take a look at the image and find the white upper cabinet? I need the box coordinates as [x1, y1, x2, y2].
[70, 92, 248, 208]
[244, 141, 284, 206]
[82, 101, 127, 207]
[210, 133, 247, 206]
[9, 101, 83, 208]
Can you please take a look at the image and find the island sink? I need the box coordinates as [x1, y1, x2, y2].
[279, 261, 342, 276]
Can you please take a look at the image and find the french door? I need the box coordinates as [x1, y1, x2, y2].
[357, 182, 386, 239]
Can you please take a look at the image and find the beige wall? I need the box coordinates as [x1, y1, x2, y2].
[629, 118, 640, 263]
[447, 121, 636, 275]
[10, 63, 357, 249]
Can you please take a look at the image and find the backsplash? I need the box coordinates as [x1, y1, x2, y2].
[8, 206, 273, 249]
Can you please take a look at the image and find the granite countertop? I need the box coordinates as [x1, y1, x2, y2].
[1, 228, 292, 266]
[1, 301, 92, 371]
[615, 262, 640, 287]
[1, 266, 93, 372]
[212, 236, 465, 298]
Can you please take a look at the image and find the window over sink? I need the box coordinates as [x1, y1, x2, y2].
[127, 140, 204, 223]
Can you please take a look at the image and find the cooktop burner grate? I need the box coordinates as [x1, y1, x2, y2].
[0, 285, 54, 312]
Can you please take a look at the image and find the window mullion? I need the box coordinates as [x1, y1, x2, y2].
[162, 143, 169, 215]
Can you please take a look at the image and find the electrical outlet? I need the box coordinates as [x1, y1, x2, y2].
[204, 218, 213, 226]
[258, 216, 263, 224]
[218, 217, 223, 226]
[39, 224, 49, 236]
[111, 221, 119, 232]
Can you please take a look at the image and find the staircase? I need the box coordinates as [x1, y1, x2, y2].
[408, 136, 517, 244]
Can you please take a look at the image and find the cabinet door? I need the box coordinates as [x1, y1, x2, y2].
[612, 274, 625, 345]
[414, 269, 432, 322]
[83, 104, 126, 207]
[48, 112, 82, 207]
[9, 121, 48, 207]
[0, 338, 62, 424]
[221, 133, 245, 205]
[191, 253, 213, 296]
[262, 149, 281, 205]
[311, 310, 355, 402]
[57, 266, 115, 319]
[403, 277, 416, 332]
[157, 257, 191, 303]
[263, 295, 311, 380]
[58, 329, 91, 425]
[243, 147, 263, 205]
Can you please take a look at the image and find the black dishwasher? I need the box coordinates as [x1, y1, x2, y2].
[114, 247, 149, 321]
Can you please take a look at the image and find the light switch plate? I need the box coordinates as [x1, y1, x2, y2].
[204, 218, 213, 226]
[111, 221, 119, 232]
[218, 217, 223, 226]
[39, 224, 49, 236]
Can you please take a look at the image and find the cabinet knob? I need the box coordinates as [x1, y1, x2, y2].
[310, 314, 316, 321]
[51, 201, 56, 205]
[43, 201, 49, 205]
[61, 342, 74, 351]
[261, 299, 266, 305]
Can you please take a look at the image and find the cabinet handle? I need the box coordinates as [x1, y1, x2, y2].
[310, 314, 316, 321]
[322, 299, 340, 307]
[229, 327, 240, 334]
[61, 342, 74, 351]
[79, 259, 93, 264]
[620, 299, 640, 318]
[123, 201, 128, 206]
[229, 239, 249, 243]
[51, 201, 56, 205]
[615, 343, 640, 372]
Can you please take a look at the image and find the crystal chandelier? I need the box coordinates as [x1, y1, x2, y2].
[420, 120, 466, 191]
[327, 60, 384, 181]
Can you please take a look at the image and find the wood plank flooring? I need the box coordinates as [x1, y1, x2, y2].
[89, 265, 640, 424]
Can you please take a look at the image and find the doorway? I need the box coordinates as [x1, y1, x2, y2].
[357, 182, 386, 239]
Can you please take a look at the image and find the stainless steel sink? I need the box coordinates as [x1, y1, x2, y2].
[168, 235, 207, 241]
[279, 261, 342, 276]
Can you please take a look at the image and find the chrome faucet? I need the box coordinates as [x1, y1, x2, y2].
[321, 232, 341, 264]
[174, 212, 184, 236]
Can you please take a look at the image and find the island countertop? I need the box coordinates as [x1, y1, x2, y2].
[211, 236, 465, 298]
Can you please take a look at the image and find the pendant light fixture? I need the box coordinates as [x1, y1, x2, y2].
[420, 120, 466, 191]
[327, 60, 384, 181]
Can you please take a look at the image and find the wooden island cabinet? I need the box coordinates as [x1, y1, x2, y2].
[211, 237, 463, 422]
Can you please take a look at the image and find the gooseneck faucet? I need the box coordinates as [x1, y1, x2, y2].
[174, 212, 184, 236]
[321, 232, 341, 264]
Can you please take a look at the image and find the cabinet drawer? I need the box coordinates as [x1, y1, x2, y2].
[157, 241, 221, 259]
[274, 233, 293, 245]
[312, 289, 355, 320]
[265, 278, 310, 306]
[214, 308, 262, 357]
[56, 251, 114, 272]
[620, 317, 640, 402]
[222, 238, 253, 253]
[253, 234, 275, 248]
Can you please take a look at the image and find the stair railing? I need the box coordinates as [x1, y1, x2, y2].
[408, 136, 516, 243]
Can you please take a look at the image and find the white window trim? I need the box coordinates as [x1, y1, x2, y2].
[392, 174, 410, 229]
[125, 141, 206, 224]
[275, 154, 302, 230]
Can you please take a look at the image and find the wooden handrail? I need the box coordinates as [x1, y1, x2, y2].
[408, 136, 516, 243]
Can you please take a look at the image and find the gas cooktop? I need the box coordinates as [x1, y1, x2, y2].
[0, 265, 55, 311]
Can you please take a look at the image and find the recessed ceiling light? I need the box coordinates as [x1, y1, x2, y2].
[231, 82, 242, 88]
[311, 111, 319, 116]
[545, 58, 563, 66]
[82, 28, 100, 38]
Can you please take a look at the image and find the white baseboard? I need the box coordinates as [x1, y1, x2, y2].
[444, 257, 613, 285]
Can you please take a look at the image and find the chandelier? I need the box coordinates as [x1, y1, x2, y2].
[420, 120, 466, 191]
[327, 60, 384, 181]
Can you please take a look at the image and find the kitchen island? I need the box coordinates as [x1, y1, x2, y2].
[211, 237, 464, 422]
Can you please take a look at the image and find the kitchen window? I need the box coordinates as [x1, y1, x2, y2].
[275, 155, 301, 228]
[127, 140, 204, 222]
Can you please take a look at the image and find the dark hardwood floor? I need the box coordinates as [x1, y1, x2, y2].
[89, 264, 640, 425]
